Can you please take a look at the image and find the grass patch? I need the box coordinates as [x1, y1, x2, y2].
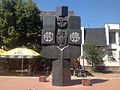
[96, 70, 114, 74]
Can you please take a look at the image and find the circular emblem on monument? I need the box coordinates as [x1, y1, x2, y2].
[70, 32, 80, 42]
[44, 32, 54, 42]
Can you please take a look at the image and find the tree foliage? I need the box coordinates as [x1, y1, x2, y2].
[83, 43, 105, 71]
[0, 0, 42, 48]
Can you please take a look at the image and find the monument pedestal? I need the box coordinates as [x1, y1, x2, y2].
[52, 59, 71, 86]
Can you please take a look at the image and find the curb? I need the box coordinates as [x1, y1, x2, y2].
[71, 76, 120, 80]
[1, 76, 120, 80]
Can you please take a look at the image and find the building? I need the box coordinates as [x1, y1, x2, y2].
[41, 11, 74, 16]
[81, 24, 120, 71]
[105, 24, 120, 70]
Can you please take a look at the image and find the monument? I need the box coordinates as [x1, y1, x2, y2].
[42, 6, 81, 86]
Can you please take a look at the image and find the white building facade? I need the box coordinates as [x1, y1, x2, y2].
[81, 24, 120, 70]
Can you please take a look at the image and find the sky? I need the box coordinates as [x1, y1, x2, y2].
[34, 0, 120, 28]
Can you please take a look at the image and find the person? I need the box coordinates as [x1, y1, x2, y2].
[45, 66, 50, 76]
[74, 60, 86, 77]
[75, 59, 81, 69]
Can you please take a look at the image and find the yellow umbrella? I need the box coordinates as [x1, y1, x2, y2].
[0, 49, 6, 63]
[1, 47, 40, 57]
[0, 49, 6, 55]
[1, 47, 40, 74]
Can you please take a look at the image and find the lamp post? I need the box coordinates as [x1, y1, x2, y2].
[82, 56, 85, 71]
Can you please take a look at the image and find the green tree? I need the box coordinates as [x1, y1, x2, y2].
[0, 0, 19, 47]
[83, 43, 105, 71]
[0, 0, 42, 48]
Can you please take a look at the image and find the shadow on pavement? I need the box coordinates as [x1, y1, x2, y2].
[70, 79, 108, 86]
[91, 79, 108, 84]
[71, 79, 82, 86]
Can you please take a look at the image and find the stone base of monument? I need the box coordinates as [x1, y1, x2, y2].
[82, 78, 92, 86]
[39, 76, 47, 82]
[52, 59, 71, 86]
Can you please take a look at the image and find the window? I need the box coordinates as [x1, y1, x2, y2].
[109, 32, 116, 44]
[119, 32, 120, 44]
[108, 49, 116, 61]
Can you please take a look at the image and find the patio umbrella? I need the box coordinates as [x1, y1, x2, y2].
[0, 49, 6, 63]
[0, 49, 6, 55]
[0, 47, 40, 74]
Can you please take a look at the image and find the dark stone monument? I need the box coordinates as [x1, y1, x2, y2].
[42, 6, 81, 86]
